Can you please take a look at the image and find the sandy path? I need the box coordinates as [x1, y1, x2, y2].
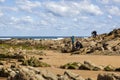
[38, 50, 120, 79]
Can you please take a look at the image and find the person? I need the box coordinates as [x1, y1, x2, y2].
[71, 36, 75, 51]
[91, 30, 97, 38]
[75, 39, 83, 50]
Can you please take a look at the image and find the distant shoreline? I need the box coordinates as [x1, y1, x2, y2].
[0, 36, 89, 40]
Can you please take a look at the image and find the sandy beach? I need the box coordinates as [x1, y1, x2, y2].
[0, 29, 120, 80]
[37, 50, 120, 79]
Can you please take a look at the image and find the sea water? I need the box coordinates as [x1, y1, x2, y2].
[0, 36, 88, 40]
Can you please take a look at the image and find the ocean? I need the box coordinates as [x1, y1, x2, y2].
[0, 36, 88, 40]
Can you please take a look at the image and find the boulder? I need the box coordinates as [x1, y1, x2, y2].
[79, 61, 96, 70]
[60, 62, 81, 69]
[41, 70, 58, 80]
[93, 66, 104, 71]
[97, 73, 120, 80]
[63, 71, 85, 80]
[104, 65, 115, 71]
[115, 67, 120, 71]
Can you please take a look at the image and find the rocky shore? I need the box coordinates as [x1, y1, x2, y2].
[0, 28, 120, 80]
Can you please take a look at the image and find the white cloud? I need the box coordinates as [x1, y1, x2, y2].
[113, 0, 120, 3]
[0, 11, 3, 17]
[108, 6, 120, 16]
[11, 16, 33, 23]
[108, 15, 112, 19]
[1, 6, 18, 12]
[21, 16, 33, 22]
[98, 0, 120, 4]
[100, 0, 109, 4]
[0, 0, 5, 2]
[45, 2, 80, 17]
[44, 0, 103, 17]
[17, 0, 41, 12]
[9, 16, 35, 31]
[80, 2, 103, 15]
[40, 20, 49, 26]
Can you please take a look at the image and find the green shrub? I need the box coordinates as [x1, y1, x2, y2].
[104, 65, 115, 71]
[22, 56, 50, 67]
[60, 62, 81, 69]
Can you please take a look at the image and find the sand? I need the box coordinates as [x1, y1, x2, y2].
[1, 50, 120, 80]
[38, 50, 120, 79]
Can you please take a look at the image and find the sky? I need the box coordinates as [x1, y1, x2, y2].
[0, 0, 120, 36]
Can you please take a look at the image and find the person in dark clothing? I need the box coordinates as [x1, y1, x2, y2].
[75, 39, 83, 50]
[92, 30, 97, 38]
[71, 36, 75, 51]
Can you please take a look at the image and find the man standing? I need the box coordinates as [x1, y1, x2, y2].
[92, 30, 97, 38]
[71, 36, 75, 51]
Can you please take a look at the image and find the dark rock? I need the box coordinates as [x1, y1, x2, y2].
[97, 73, 120, 80]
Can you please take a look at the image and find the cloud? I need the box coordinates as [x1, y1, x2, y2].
[108, 15, 112, 19]
[99, 0, 120, 4]
[16, 0, 41, 12]
[108, 6, 120, 16]
[100, 0, 109, 4]
[11, 16, 33, 23]
[0, 11, 3, 17]
[44, 2, 79, 17]
[80, 2, 103, 15]
[3, 7, 18, 12]
[113, 0, 120, 3]
[0, 0, 5, 2]
[9, 16, 35, 31]
[0, 0, 119, 36]
[44, 0, 103, 17]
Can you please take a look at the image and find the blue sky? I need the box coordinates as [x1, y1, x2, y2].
[0, 0, 120, 36]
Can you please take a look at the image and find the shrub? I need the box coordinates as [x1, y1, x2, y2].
[22, 56, 50, 67]
[60, 62, 81, 69]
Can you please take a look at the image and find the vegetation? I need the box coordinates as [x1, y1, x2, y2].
[22, 56, 50, 67]
[0, 43, 47, 50]
[104, 65, 115, 71]
[60, 62, 81, 69]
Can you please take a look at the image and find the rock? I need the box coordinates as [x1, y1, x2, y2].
[9, 71, 16, 79]
[38, 51, 46, 56]
[93, 66, 104, 71]
[71, 51, 80, 55]
[49, 45, 58, 50]
[104, 65, 115, 71]
[63, 71, 85, 80]
[12, 71, 28, 80]
[115, 67, 120, 71]
[0, 67, 9, 77]
[0, 61, 4, 65]
[13, 52, 26, 59]
[97, 73, 115, 80]
[85, 46, 94, 54]
[85, 78, 93, 80]
[97, 73, 120, 80]
[61, 41, 72, 53]
[79, 61, 96, 70]
[22, 56, 50, 67]
[35, 75, 44, 80]
[41, 70, 58, 80]
[60, 62, 81, 69]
